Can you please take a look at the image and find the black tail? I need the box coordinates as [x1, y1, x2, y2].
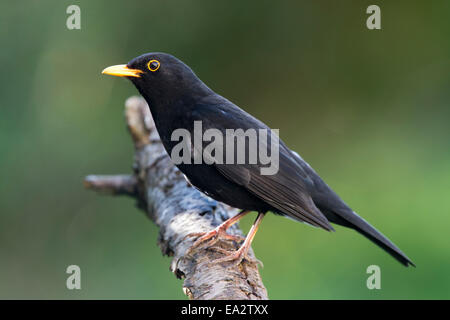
[325, 208, 415, 267]
[289, 150, 414, 267]
[351, 213, 415, 267]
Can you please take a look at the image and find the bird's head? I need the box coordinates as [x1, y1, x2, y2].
[102, 52, 211, 106]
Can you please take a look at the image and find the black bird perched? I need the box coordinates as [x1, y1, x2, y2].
[102, 52, 414, 267]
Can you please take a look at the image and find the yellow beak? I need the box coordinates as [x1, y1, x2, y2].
[102, 64, 143, 78]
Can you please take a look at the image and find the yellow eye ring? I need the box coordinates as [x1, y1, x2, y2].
[147, 59, 160, 72]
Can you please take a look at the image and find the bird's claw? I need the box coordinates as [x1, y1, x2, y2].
[184, 227, 245, 256]
[209, 247, 263, 267]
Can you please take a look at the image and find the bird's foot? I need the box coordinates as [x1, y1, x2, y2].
[184, 226, 245, 255]
[210, 246, 263, 267]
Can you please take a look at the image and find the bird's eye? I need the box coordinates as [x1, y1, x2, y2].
[147, 59, 160, 72]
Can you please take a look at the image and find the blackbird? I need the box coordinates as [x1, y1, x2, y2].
[102, 52, 414, 267]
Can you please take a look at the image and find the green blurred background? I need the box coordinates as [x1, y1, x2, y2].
[0, 0, 449, 299]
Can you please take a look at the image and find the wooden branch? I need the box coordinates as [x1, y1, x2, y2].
[84, 174, 137, 196]
[85, 96, 268, 300]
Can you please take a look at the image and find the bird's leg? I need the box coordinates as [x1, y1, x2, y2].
[212, 212, 265, 266]
[185, 210, 251, 254]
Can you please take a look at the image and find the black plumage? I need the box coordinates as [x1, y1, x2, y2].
[102, 52, 414, 267]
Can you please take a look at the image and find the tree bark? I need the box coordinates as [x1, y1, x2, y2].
[84, 96, 268, 300]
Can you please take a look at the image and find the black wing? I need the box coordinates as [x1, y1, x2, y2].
[193, 100, 334, 231]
